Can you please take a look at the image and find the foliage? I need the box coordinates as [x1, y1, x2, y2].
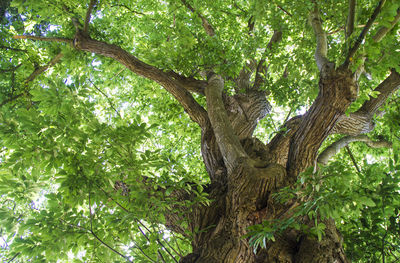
[0, 0, 399, 262]
[247, 154, 400, 262]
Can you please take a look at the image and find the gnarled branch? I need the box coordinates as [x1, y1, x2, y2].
[205, 74, 248, 173]
[318, 135, 392, 165]
[72, 34, 208, 127]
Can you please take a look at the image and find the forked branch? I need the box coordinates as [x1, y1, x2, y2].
[253, 30, 282, 89]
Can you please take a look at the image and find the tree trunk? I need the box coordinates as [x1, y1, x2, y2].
[180, 68, 356, 263]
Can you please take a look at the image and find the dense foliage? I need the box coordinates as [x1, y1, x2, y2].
[0, 0, 399, 262]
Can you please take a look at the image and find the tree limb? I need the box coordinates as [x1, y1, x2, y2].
[13, 35, 73, 44]
[373, 8, 400, 42]
[346, 0, 356, 38]
[25, 53, 64, 83]
[15, 33, 208, 128]
[309, 5, 332, 71]
[74, 35, 208, 127]
[332, 69, 400, 135]
[0, 53, 64, 108]
[235, 60, 256, 92]
[205, 74, 248, 173]
[0, 45, 26, 52]
[317, 135, 392, 165]
[0, 63, 22, 73]
[84, 0, 97, 33]
[253, 30, 282, 90]
[342, 0, 386, 68]
[180, 0, 215, 36]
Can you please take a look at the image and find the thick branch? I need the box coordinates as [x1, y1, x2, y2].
[17, 33, 208, 127]
[318, 135, 392, 165]
[84, 0, 97, 33]
[309, 6, 331, 71]
[73, 35, 208, 126]
[359, 69, 400, 113]
[333, 69, 400, 135]
[180, 0, 215, 36]
[346, 0, 356, 38]
[342, 0, 386, 68]
[287, 69, 357, 178]
[373, 8, 400, 42]
[205, 75, 247, 173]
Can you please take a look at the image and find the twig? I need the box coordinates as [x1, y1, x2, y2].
[99, 187, 178, 260]
[0, 45, 27, 52]
[129, 233, 157, 263]
[88, 79, 121, 118]
[13, 35, 73, 44]
[342, 0, 386, 68]
[276, 4, 292, 17]
[88, 192, 133, 262]
[111, 4, 146, 16]
[138, 226, 167, 263]
[345, 145, 361, 173]
[6, 252, 20, 263]
[0, 63, 22, 73]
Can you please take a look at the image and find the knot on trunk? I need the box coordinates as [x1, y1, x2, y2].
[73, 30, 90, 49]
[320, 69, 358, 108]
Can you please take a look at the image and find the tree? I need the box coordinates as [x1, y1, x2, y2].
[1, 0, 399, 262]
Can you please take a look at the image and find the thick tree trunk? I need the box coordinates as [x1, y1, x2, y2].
[180, 68, 356, 263]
